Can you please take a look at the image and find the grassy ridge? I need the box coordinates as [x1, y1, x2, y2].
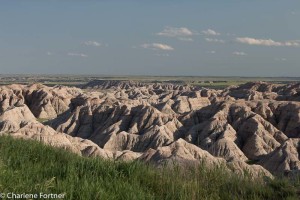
[0, 136, 299, 200]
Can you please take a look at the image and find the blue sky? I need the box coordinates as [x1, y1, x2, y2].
[0, 0, 299, 76]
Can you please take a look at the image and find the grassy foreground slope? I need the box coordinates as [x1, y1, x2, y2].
[0, 136, 299, 200]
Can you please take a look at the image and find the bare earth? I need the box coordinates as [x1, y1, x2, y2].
[1, 80, 300, 178]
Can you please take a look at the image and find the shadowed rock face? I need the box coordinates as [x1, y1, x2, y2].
[1, 81, 300, 177]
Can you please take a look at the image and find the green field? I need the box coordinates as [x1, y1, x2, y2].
[0, 136, 299, 200]
[0, 75, 299, 89]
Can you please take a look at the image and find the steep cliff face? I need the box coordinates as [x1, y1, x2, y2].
[1, 81, 300, 176]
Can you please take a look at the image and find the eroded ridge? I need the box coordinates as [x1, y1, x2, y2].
[1, 81, 300, 177]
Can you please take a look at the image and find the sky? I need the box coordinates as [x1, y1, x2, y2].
[0, 0, 299, 76]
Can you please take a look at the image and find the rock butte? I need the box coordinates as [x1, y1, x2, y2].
[1, 80, 300, 178]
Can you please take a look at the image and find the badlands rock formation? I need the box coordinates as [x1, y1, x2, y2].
[1, 80, 300, 177]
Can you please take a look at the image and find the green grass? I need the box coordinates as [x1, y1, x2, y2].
[246, 159, 260, 165]
[36, 118, 49, 124]
[0, 136, 299, 200]
[1, 75, 299, 90]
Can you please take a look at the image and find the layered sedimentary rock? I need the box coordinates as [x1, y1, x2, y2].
[0, 80, 300, 177]
[224, 82, 300, 101]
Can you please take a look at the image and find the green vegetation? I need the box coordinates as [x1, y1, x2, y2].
[0, 136, 299, 200]
[1, 75, 300, 89]
[246, 159, 259, 165]
[36, 118, 49, 124]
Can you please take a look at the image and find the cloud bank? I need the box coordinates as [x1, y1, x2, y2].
[207, 51, 216, 54]
[202, 29, 220, 36]
[233, 51, 247, 56]
[157, 27, 195, 37]
[205, 38, 225, 43]
[67, 53, 88, 57]
[236, 37, 299, 47]
[83, 41, 102, 47]
[141, 43, 174, 51]
[157, 27, 196, 41]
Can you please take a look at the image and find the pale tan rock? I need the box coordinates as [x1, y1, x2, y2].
[139, 138, 225, 166]
[259, 139, 300, 175]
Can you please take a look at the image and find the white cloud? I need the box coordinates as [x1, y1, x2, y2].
[157, 27, 197, 42]
[207, 50, 216, 54]
[141, 43, 174, 51]
[67, 53, 88, 57]
[202, 29, 220, 36]
[275, 57, 287, 61]
[157, 27, 196, 37]
[205, 38, 225, 43]
[83, 41, 102, 47]
[233, 51, 247, 56]
[236, 37, 299, 47]
[47, 52, 53, 56]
